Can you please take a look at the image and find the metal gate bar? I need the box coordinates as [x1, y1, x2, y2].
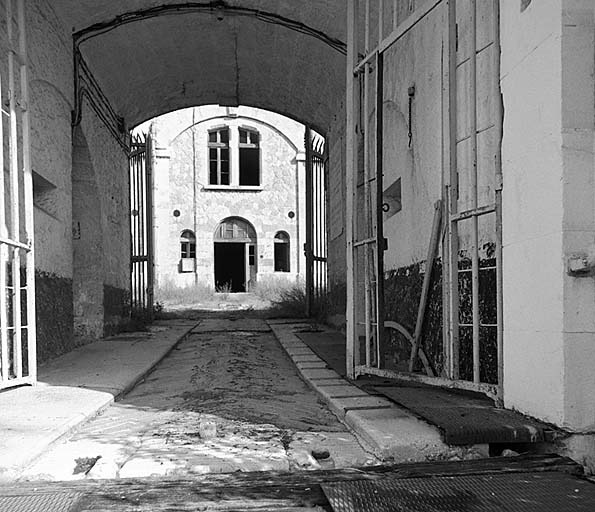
[305, 128, 328, 316]
[0, 0, 36, 390]
[346, 0, 503, 401]
[129, 133, 154, 321]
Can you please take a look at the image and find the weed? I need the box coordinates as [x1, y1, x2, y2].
[155, 277, 217, 306]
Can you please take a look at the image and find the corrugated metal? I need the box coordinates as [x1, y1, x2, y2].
[0, 492, 83, 512]
[322, 473, 595, 512]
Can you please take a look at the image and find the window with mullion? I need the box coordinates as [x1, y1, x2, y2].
[208, 128, 230, 185]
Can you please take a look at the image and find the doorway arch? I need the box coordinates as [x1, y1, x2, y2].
[213, 217, 257, 292]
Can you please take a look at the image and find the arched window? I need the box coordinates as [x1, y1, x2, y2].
[208, 127, 230, 185]
[214, 217, 256, 242]
[180, 230, 196, 272]
[239, 128, 260, 186]
[274, 231, 290, 272]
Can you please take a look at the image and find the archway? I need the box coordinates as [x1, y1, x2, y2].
[213, 217, 256, 292]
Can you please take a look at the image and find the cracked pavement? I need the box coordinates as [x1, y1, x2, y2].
[19, 318, 377, 480]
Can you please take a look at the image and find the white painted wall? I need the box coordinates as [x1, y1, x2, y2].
[560, 0, 595, 431]
[501, 0, 566, 425]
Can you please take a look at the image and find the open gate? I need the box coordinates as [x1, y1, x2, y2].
[346, 0, 503, 402]
[129, 133, 154, 321]
[305, 128, 328, 317]
[0, 0, 36, 390]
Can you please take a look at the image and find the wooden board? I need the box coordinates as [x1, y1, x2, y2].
[0, 455, 581, 511]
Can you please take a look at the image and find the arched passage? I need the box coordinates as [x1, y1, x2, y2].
[53, 1, 346, 133]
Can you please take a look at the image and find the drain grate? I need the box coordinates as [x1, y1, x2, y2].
[322, 472, 595, 512]
[0, 492, 83, 512]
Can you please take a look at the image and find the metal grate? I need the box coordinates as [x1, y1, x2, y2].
[0, 492, 83, 512]
[322, 473, 595, 512]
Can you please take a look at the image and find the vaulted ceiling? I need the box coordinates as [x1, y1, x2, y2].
[50, 1, 348, 132]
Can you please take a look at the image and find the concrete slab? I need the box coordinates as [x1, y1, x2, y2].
[285, 347, 317, 357]
[279, 341, 307, 350]
[344, 407, 449, 462]
[295, 361, 328, 370]
[191, 318, 270, 333]
[316, 385, 369, 401]
[0, 320, 197, 481]
[0, 385, 113, 481]
[39, 321, 197, 396]
[327, 396, 394, 420]
[300, 368, 342, 381]
[292, 354, 324, 363]
[311, 379, 349, 387]
[267, 319, 453, 464]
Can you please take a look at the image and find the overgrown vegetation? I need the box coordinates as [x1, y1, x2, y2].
[155, 278, 220, 306]
[250, 278, 328, 320]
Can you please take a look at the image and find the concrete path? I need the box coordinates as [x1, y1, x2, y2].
[16, 318, 377, 481]
[268, 321, 487, 462]
[0, 320, 196, 481]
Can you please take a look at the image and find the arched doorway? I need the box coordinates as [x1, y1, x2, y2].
[213, 217, 257, 292]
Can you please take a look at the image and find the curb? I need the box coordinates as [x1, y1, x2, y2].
[268, 321, 453, 462]
[113, 322, 198, 400]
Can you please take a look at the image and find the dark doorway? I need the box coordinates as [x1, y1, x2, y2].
[214, 242, 245, 292]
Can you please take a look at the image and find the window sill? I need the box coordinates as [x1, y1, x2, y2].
[202, 185, 263, 192]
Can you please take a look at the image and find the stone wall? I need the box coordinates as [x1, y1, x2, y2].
[150, 106, 305, 296]
[0, 0, 133, 361]
[28, 0, 75, 361]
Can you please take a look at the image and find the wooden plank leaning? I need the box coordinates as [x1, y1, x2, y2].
[408, 199, 443, 373]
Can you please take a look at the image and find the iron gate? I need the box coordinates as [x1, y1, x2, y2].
[345, 0, 503, 402]
[129, 133, 154, 321]
[0, 0, 36, 390]
[305, 128, 328, 317]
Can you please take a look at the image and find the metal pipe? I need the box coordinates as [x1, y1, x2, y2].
[17, 0, 35, 380]
[493, 0, 504, 405]
[0, 48, 7, 382]
[469, 0, 481, 384]
[363, 59, 371, 368]
[305, 127, 314, 317]
[146, 134, 154, 321]
[447, 0, 460, 380]
[345, 0, 359, 378]
[7, 0, 22, 379]
[379, 0, 384, 43]
[375, 52, 385, 368]
[365, 0, 370, 53]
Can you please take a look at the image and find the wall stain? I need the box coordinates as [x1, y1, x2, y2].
[35, 271, 74, 363]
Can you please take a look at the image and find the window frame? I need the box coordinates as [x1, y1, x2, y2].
[273, 231, 290, 272]
[208, 127, 230, 186]
[238, 127, 261, 187]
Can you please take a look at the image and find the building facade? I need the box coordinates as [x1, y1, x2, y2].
[149, 106, 306, 295]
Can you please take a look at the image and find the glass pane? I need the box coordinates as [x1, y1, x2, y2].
[221, 148, 229, 161]
[220, 128, 229, 143]
[239, 129, 247, 144]
[221, 171, 230, 185]
[209, 163, 218, 185]
[209, 131, 217, 143]
[209, 148, 217, 160]
[250, 131, 259, 144]
[239, 148, 260, 186]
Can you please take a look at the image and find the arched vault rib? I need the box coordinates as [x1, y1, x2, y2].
[71, 1, 347, 138]
[73, 2, 346, 55]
